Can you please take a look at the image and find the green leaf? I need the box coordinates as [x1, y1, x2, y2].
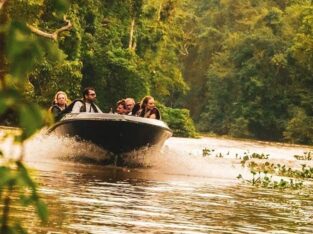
[0, 96, 8, 115]
[6, 21, 45, 79]
[36, 200, 48, 222]
[53, 0, 70, 17]
[0, 89, 22, 115]
[18, 103, 44, 139]
[16, 162, 37, 190]
[0, 167, 16, 187]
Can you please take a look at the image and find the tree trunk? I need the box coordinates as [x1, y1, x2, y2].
[0, 0, 8, 88]
[128, 18, 135, 50]
[0, 0, 7, 10]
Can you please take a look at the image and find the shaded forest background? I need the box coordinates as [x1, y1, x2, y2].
[2, 0, 313, 144]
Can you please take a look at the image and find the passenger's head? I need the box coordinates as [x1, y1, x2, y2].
[54, 91, 68, 107]
[83, 87, 97, 103]
[125, 98, 135, 113]
[116, 99, 127, 114]
[140, 96, 155, 111]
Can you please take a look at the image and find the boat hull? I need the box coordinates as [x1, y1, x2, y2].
[47, 113, 172, 154]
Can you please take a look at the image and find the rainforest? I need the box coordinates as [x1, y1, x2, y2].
[1, 0, 313, 143]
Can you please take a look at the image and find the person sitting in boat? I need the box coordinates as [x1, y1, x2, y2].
[115, 99, 127, 115]
[71, 87, 102, 113]
[125, 98, 135, 115]
[131, 102, 141, 116]
[137, 96, 161, 120]
[49, 91, 68, 121]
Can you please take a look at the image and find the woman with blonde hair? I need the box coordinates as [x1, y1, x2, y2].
[137, 96, 160, 119]
[49, 91, 68, 120]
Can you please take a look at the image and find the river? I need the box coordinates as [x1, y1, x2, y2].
[1, 133, 313, 233]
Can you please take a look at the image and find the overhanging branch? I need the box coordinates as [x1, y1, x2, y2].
[27, 16, 72, 41]
[0, 0, 7, 10]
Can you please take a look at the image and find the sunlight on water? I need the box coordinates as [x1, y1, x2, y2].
[4, 131, 312, 181]
[2, 129, 313, 184]
[139, 136, 313, 180]
[2, 128, 313, 233]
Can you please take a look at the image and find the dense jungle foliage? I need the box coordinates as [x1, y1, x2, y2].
[2, 0, 313, 142]
[182, 0, 313, 144]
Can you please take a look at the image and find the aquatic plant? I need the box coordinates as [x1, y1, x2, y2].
[247, 161, 276, 174]
[202, 148, 215, 157]
[276, 164, 313, 179]
[238, 152, 313, 190]
[245, 160, 313, 180]
[202, 148, 225, 158]
[215, 153, 224, 158]
[294, 151, 313, 160]
[237, 172, 304, 189]
[251, 174, 303, 189]
[240, 152, 270, 166]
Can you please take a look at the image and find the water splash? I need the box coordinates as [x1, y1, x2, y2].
[2, 126, 313, 180]
[24, 133, 111, 164]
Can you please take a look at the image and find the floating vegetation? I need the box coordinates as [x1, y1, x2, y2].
[277, 164, 313, 179]
[202, 148, 225, 158]
[294, 151, 313, 160]
[244, 160, 313, 179]
[202, 148, 215, 157]
[238, 152, 313, 190]
[247, 161, 275, 174]
[237, 173, 304, 189]
[240, 152, 270, 166]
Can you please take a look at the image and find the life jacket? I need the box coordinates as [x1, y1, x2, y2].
[49, 104, 67, 121]
[48, 104, 61, 113]
[138, 107, 161, 120]
[62, 99, 100, 114]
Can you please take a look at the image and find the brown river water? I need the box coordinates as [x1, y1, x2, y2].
[1, 132, 313, 233]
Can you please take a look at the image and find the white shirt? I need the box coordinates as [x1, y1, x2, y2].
[71, 101, 102, 113]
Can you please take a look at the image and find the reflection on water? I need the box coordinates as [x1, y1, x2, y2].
[2, 133, 313, 233]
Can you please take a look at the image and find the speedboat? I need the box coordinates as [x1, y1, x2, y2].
[47, 113, 172, 154]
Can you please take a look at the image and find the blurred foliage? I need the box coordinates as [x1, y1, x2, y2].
[0, 0, 71, 232]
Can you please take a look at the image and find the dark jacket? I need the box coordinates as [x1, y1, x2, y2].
[138, 107, 161, 120]
[49, 104, 67, 121]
